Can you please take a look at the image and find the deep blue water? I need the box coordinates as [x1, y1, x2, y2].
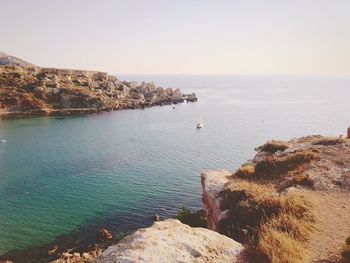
[0, 75, 349, 256]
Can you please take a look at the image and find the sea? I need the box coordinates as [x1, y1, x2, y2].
[0, 75, 349, 261]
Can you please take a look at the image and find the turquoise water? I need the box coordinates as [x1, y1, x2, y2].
[0, 75, 349, 258]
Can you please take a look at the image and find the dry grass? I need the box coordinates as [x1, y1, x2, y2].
[254, 149, 319, 178]
[219, 181, 315, 263]
[257, 140, 289, 154]
[258, 228, 308, 263]
[290, 172, 315, 187]
[235, 164, 255, 178]
[235, 149, 319, 181]
[312, 136, 345, 146]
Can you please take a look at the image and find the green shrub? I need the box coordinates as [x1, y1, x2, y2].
[175, 206, 207, 228]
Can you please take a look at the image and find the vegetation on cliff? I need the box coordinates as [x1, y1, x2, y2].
[175, 206, 207, 228]
[205, 135, 350, 263]
[219, 182, 315, 263]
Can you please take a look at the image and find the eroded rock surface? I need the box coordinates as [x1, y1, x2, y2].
[201, 170, 232, 232]
[94, 219, 244, 263]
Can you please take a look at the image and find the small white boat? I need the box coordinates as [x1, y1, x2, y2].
[0, 139, 7, 143]
[196, 119, 203, 129]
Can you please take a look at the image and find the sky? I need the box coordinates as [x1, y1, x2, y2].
[1, 0, 350, 74]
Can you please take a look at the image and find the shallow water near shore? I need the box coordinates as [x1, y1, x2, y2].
[0, 75, 349, 260]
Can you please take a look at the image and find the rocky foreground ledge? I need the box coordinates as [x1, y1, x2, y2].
[0, 65, 197, 116]
[94, 219, 243, 263]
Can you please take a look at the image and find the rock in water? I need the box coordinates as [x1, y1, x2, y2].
[153, 213, 160, 221]
[47, 245, 59, 256]
[93, 219, 244, 263]
[97, 228, 112, 241]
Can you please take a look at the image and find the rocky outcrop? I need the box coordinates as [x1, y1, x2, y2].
[201, 135, 350, 262]
[0, 64, 197, 116]
[0, 51, 35, 67]
[94, 219, 244, 263]
[202, 136, 350, 232]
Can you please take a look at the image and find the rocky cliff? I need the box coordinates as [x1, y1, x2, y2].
[201, 135, 350, 263]
[0, 63, 197, 116]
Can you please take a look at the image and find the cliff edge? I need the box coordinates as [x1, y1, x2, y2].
[201, 135, 350, 263]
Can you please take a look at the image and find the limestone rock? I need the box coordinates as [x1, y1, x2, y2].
[201, 170, 232, 231]
[173, 88, 182, 97]
[145, 82, 156, 91]
[143, 91, 156, 102]
[165, 87, 173, 96]
[93, 219, 244, 263]
[107, 75, 117, 82]
[0, 51, 35, 67]
[153, 213, 160, 221]
[186, 93, 198, 102]
[97, 228, 112, 241]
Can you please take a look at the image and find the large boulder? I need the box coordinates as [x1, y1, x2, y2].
[107, 75, 117, 82]
[143, 91, 157, 102]
[156, 87, 166, 97]
[165, 87, 173, 96]
[89, 81, 101, 89]
[122, 81, 139, 89]
[92, 72, 108, 81]
[173, 88, 182, 97]
[93, 219, 244, 263]
[145, 82, 156, 92]
[186, 93, 198, 102]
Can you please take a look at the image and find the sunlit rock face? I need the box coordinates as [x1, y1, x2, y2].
[201, 170, 233, 232]
[94, 219, 244, 263]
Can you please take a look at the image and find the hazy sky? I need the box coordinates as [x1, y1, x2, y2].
[1, 0, 350, 74]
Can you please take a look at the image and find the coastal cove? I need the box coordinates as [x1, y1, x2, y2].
[0, 75, 349, 262]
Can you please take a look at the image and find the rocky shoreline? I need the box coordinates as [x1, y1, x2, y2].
[0, 65, 197, 117]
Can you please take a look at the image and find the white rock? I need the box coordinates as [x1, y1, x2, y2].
[94, 219, 243, 263]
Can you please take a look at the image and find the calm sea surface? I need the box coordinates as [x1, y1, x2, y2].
[0, 75, 349, 257]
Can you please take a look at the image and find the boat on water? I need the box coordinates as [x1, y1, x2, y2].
[196, 119, 203, 129]
[0, 139, 7, 143]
